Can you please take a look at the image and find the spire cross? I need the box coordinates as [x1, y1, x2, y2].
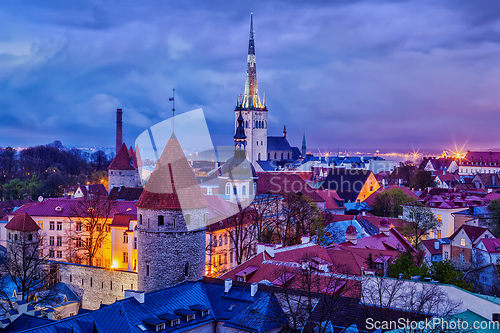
[169, 88, 175, 133]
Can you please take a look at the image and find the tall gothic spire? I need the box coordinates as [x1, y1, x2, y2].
[242, 12, 262, 109]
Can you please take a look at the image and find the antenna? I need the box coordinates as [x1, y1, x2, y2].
[169, 88, 175, 133]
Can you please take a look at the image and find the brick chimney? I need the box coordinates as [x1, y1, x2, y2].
[116, 108, 123, 155]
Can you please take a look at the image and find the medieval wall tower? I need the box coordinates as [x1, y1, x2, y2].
[136, 133, 207, 293]
[235, 12, 268, 165]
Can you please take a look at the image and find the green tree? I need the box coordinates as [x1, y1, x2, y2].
[372, 188, 415, 217]
[410, 170, 435, 190]
[488, 199, 500, 237]
[3, 178, 27, 200]
[26, 173, 43, 199]
[430, 260, 472, 291]
[388, 252, 430, 279]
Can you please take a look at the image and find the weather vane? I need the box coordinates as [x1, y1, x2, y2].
[169, 88, 175, 132]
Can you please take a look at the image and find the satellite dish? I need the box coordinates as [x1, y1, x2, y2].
[38, 196, 43, 202]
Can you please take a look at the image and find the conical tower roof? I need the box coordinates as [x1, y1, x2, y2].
[137, 133, 207, 210]
[109, 143, 135, 170]
[6, 213, 40, 232]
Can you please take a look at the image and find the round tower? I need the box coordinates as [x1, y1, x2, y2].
[136, 133, 207, 293]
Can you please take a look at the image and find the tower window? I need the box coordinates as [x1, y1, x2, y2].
[258, 153, 261, 161]
[281, 153, 283, 159]
[158, 215, 164, 226]
[274, 153, 277, 159]
[185, 263, 189, 277]
[256, 141, 258, 145]
[268, 153, 270, 159]
[139, 214, 142, 225]
[28, 234, 33, 241]
[233, 186, 237, 195]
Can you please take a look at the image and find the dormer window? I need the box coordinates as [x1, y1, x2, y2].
[174, 308, 196, 322]
[171, 319, 180, 326]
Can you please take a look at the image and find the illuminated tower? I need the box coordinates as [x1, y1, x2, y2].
[235, 12, 267, 165]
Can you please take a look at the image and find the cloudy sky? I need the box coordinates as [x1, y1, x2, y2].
[1, 0, 500, 153]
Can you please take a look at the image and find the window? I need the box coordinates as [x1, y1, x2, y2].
[436, 230, 441, 238]
[460, 253, 464, 263]
[139, 214, 143, 225]
[185, 262, 189, 277]
[57, 222, 62, 230]
[460, 238, 465, 246]
[50, 221, 55, 230]
[28, 234, 33, 241]
[123, 232, 128, 243]
[49, 236, 55, 246]
[38, 221, 43, 229]
[187, 314, 195, 322]
[437, 215, 442, 222]
[171, 319, 180, 326]
[76, 238, 82, 247]
[258, 153, 260, 160]
[274, 153, 277, 159]
[242, 186, 246, 195]
[224, 234, 228, 245]
[76, 223, 82, 231]
[49, 250, 55, 258]
[158, 215, 164, 226]
[256, 141, 258, 145]
[219, 235, 223, 246]
[429, 230, 435, 239]
[202, 309, 210, 317]
[225, 182, 231, 195]
[123, 252, 128, 263]
[444, 251, 449, 259]
[134, 237, 137, 249]
[39, 249, 43, 257]
[39, 236, 43, 245]
[482, 276, 487, 283]
[56, 236, 62, 246]
[185, 214, 191, 225]
[233, 186, 237, 195]
[146, 264, 150, 276]
[56, 251, 62, 258]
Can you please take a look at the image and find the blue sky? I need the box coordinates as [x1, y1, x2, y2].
[1, 0, 500, 153]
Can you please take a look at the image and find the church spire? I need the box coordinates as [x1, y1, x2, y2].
[242, 12, 262, 109]
[234, 108, 247, 151]
[302, 132, 307, 157]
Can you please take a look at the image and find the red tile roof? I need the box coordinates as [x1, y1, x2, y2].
[479, 238, 500, 253]
[420, 239, 443, 255]
[338, 228, 416, 252]
[6, 213, 40, 232]
[256, 172, 324, 202]
[110, 213, 136, 227]
[137, 134, 207, 210]
[108, 143, 135, 170]
[11, 198, 137, 218]
[316, 190, 343, 210]
[449, 225, 491, 243]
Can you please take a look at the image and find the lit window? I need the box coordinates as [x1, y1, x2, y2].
[38, 221, 43, 229]
[460, 238, 465, 246]
[123, 232, 128, 243]
[123, 252, 128, 263]
[39, 236, 43, 245]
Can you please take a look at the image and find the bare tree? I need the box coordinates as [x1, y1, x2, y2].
[1, 231, 57, 310]
[248, 194, 282, 244]
[402, 203, 441, 247]
[70, 195, 114, 266]
[361, 276, 464, 333]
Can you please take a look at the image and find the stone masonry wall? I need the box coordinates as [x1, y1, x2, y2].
[137, 207, 206, 293]
[57, 262, 137, 310]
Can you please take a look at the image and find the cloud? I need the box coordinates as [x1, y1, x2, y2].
[0, 0, 499, 152]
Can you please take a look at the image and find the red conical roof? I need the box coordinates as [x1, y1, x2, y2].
[137, 133, 207, 210]
[346, 224, 357, 235]
[108, 143, 135, 170]
[6, 213, 40, 232]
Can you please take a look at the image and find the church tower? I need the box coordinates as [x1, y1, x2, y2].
[136, 134, 207, 293]
[235, 12, 268, 165]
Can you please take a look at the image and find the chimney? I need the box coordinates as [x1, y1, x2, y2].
[224, 278, 232, 293]
[16, 291, 22, 302]
[250, 283, 258, 297]
[116, 108, 123, 155]
[124, 290, 145, 304]
[256, 243, 266, 254]
[14, 300, 28, 314]
[43, 308, 55, 320]
[301, 235, 311, 244]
